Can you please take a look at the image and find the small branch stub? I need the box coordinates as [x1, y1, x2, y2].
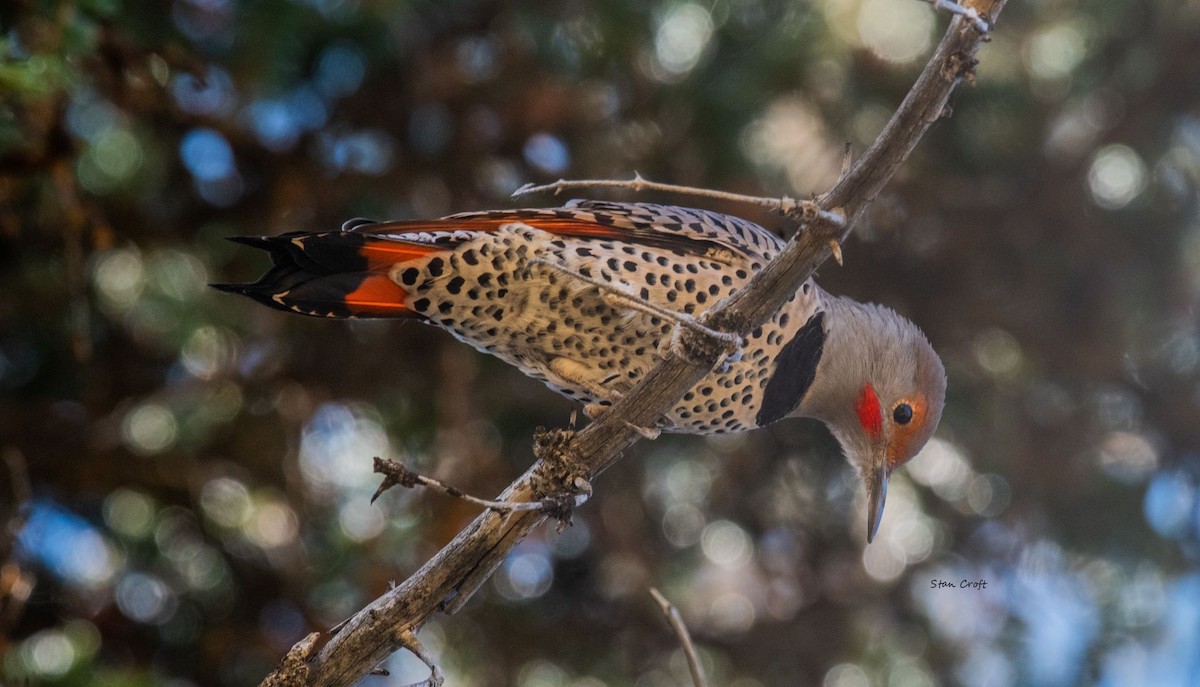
[393, 629, 445, 687]
[927, 0, 991, 33]
[261, 632, 320, 687]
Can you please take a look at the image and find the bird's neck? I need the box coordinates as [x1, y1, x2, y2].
[794, 289, 880, 430]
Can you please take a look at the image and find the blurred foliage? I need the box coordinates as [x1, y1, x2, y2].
[2, 0, 1200, 685]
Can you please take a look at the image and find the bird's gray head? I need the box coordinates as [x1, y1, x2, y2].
[798, 295, 946, 543]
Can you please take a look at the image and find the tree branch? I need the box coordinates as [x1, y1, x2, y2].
[267, 2, 1008, 683]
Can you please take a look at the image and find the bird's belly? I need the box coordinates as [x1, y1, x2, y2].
[398, 226, 814, 434]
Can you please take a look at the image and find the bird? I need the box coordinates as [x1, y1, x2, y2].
[214, 199, 946, 542]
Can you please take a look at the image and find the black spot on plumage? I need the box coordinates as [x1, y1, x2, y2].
[646, 273, 657, 285]
[607, 258, 620, 271]
[401, 268, 420, 286]
[624, 260, 637, 271]
[576, 247, 593, 257]
[696, 292, 707, 304]
[446, 276, 465, 294]
[463, 250, 479, 266]
[438, 301, 453, 313]
[413, 298, 431, 312]
[756, 312, 826, 427]
[426, 258, 444, 277]
[736, 269, 748, 279]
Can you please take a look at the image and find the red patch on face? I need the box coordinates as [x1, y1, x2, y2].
[855, 384, 883, 438]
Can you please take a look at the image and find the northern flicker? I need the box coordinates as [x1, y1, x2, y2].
[215, 200, 946, 542]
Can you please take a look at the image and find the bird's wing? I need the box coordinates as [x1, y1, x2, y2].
[560, 200, 784, 262]
[350, 201, 782, 265]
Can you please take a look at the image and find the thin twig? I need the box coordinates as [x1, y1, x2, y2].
[266, 2, 1007, 684]
[649, 588, 709, 687]
[514, 174, 846, 227]
[371, 457, 589, 513]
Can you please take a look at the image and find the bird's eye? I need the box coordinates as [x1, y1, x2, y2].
[893, 403, 914, 425]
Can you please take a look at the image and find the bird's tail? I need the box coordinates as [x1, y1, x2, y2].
[211, 231, 440, 318]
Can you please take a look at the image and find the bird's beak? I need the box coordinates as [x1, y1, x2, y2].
[866, 459, 890, 544]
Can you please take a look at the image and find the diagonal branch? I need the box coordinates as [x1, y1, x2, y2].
[270, 2, 1008, 684]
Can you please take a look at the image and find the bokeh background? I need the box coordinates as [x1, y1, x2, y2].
[3, 0, 1200, 685]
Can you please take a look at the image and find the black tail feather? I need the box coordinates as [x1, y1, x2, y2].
[213, 231, 421, 318]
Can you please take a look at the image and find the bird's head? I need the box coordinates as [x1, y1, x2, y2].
[800, 297, 946, 543]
